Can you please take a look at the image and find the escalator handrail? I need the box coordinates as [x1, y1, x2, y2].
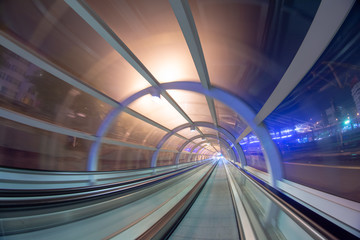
[0, 162, 211, 209]
[230, 161, 359, 240]
[0, 162, 207, 197]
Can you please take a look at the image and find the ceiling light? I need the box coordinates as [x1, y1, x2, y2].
[190, 126, 195, 132]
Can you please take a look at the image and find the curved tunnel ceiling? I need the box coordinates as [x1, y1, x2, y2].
[0, 0, 357, 189]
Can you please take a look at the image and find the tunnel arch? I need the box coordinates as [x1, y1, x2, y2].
[90, 81, 282, 187]
[187, 139, 238, 163]
[150, 121, 246, 168]
[175, 134, 237, 164]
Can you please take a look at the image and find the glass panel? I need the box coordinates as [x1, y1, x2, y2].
[167, 90, 213, 123]
[176, 128, 199, 139]
[178, 153, 189, 164]
[193, 145, 203, 153]
[157, 151, 176, 166]
[128, 94, 188, 129]
[264, 4, 360, 202]
[214, 100, 247, 137]
[1, 0, 149, 101]
[161, 135, 186, 150]
[99, 144, 153, 170]
[197, 126, 219, 136]
[86, 0, 199, 84]
[105, 112, 167, 147]
[189, 0, 320, 110]
[219, 132, 230, 144]
[0, 117, 90, 171]
[240, 132, 268, 172]
[183, 142, 196, 152]
[191, 138, 203, 144]
[227, 162, 318, 239]
[0, 46, 112, 134]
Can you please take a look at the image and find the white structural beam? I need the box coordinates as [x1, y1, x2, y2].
[236, 0, 355, 141]
[169, 0, 219, 150]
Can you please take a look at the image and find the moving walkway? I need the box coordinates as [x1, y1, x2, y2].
[0, 159, 358, 239]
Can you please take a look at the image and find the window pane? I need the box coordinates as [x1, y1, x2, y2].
[0, 117, 90, 171]
[240, 133, 267, 172]
[0, 46, 112, 134]
[167, 90, 213, 123]
[128, 94, 188, 130]
[179, 153, 190, 164]
[264, 5, 360, 202]
[162, 135, 186, 150]
[106, 112, 167, 147]
[99, 144, 153, 170]
[157, 151, 176, 166]
[189, 0, 320, 111]
[215, 100, 247, 137]
[1, 0, 150, 101]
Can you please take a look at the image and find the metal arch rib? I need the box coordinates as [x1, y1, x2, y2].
[176, 134, 236, 164]
[151, 121, 246, 167]
[91, 82, 281, 186]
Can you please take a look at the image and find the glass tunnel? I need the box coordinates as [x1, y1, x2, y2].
[0, 0, 359, 239]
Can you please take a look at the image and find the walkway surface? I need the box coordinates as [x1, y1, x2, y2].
[169, 160, 240, 240]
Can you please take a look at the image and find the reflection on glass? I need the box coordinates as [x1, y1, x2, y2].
[0, 46, 112, 134]
[214, 100, 247, 137]
[162, 135, 186, 150]
[227, 162, 316, 240]
[176, 128, 199, 140]
[178, 153, 189, 164]
[157, 151, 176, 166]
[0, 118, 89, 171]
[240, 133, 267, 172]
[1, 0, 149, 101]
[183, 142, 195, 153]
[189, 0, 320, 111]
[197, 126, 219, 136]
[263, 4, 360, 202]
[99, 144, 153, 170]
[106, 112, 167, 147]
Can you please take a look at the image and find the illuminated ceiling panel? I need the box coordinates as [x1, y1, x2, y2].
[86, 0, 200, 84]
[167, 90, 213, 123]
[197, 127, 219, 136]
[176, 128, 200, 140]
[128, 94, 188, 129]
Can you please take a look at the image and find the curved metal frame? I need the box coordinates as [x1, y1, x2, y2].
[185, 137, 237, 163]
[90, 81, 282, 187]
[187, 138, 238, 163]
[151, 121, 246, 167]
[177, 134, 235, 164]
